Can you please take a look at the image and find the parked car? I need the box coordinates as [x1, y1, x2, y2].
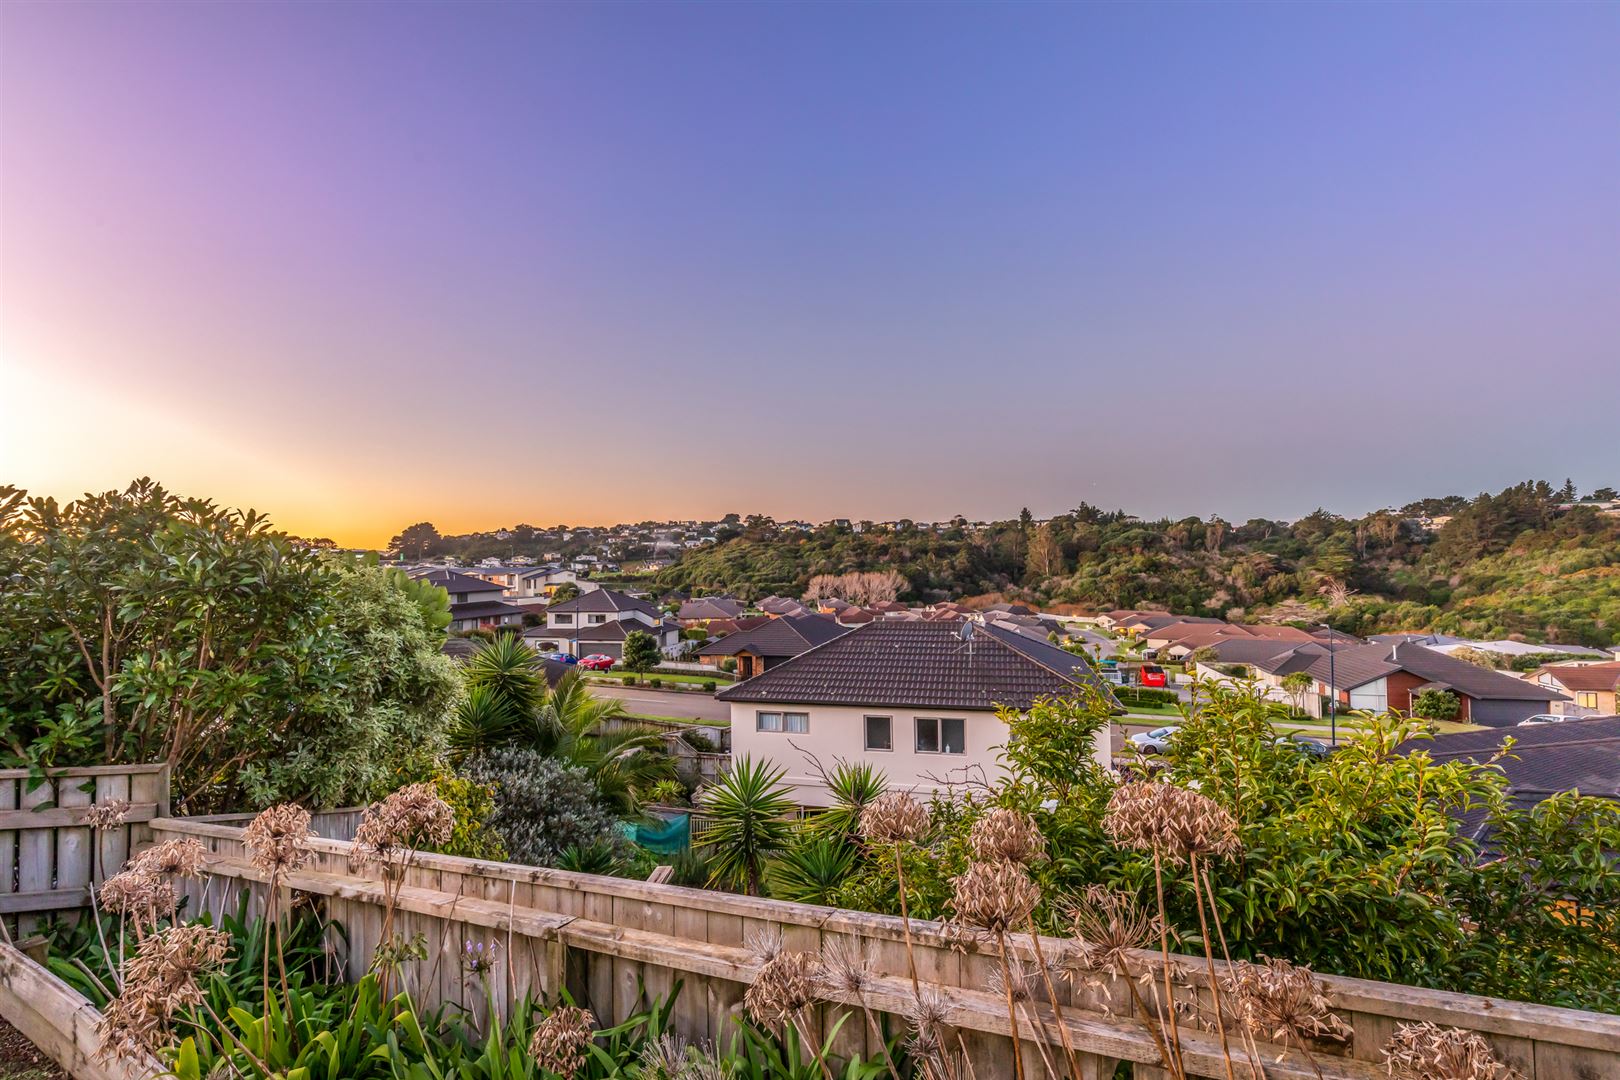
[1518, 713, 1569, 726]
[542, 652, 578, 664]
[1129, 725, 1179, 754]
[1138, 663, 1167, 688]
[577, 654, 616, 670]
[1275, 734, 1331, 757]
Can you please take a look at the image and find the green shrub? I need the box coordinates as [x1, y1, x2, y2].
[649, 677, 662, 689]
[459, 748, 620, 867]
[426, 771, 508, 861]
[1412, 688, 1461, 721]
[622, 674, 637, 686]
[1114, 686, 1179, 707]
[703, 680, 716, 692]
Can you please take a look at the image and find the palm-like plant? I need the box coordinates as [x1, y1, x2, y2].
[699, 757, 797, 896]
[767, 834, 857, 904]
[447, 684, 523, 760]
[535, 671, 674, 815]
[809, 761, 887, 840]
[465, 634, 544, 717]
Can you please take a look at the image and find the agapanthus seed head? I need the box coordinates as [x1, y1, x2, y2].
[98, 869, 176, 925]
[1381, 1023, 1524, 1080]
[1102, 781, 1242, 865]
[948, 860, 1041, 933]
[131, 837, 207, 880]
[83, 800, 131, 831]
[353, 783, 453, 868]
[744, 950, 821, 1028]
[817, 936, 874, 998]
[904, 984, 952, 1061]
[744, 926, 784, 964]
[528, 1004, 595, 1078]
[242, 803, 314, 878]
[969, 807, 1046, 866]
[1067, 885, 1161, 979]
[1224, 957, 1351, 1049]
[98, 925, 229, 1060]
[859, 791, 930, 843]
[987, 953, 1036, 1006]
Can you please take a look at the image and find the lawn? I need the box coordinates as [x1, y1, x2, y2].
[622, 712, 730, 728]
[585, 670, 731, 687]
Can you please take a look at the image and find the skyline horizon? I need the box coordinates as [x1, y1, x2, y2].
[4, 469, 1607, 550]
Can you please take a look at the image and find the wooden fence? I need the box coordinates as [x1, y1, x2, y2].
[149, 816, 1620, 1080]
[0, 764, 169, 936]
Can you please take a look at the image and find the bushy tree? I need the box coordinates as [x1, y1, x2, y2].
[621, 629, 661, 673]
[1411, 688, 1461, 721]
[460, 748, 621, 867]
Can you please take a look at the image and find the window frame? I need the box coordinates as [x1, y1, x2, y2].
[756, 711, 809, 734]
[864, 715, 893, 752]
[916, 716, 967, 755]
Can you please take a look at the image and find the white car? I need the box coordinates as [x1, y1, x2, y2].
[1518, 713, 1570, 726]
[1129, 725, 1180, 754]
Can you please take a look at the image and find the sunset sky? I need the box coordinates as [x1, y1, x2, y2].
[2, 3, 1616, 547]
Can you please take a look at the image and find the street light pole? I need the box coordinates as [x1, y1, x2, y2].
[1325, 622, 1337, 746]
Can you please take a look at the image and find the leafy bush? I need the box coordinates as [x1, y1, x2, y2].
[622, 675, 638, 687]
[703, 680, 717, 692]
[426, 771, 508, 861]
[622, 630, 661, 672]
[649, 677, 662, 689]
[460, 748, 621, 867]
[1412, 688, 1461, 721]
[1113, 686, 1180, 707]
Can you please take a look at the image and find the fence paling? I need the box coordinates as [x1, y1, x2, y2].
[0, 764, 169, 936]
[146, 816, 1620, 1080]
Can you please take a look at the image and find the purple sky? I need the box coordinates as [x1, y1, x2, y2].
[3, 2, 1616, 545]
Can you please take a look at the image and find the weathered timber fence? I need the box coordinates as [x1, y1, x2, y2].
[148, 816, 1620, 1080]
[0, 764, 169, 935]
[183, 806, 365, 840]
[0, 942, 162, 1080]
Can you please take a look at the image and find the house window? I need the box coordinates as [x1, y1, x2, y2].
[864, 716, 892, 752]
[1578, 692, 1599, 709]
[553, 613, 573, 624]
[916, 717, 965, 754]
[756, 711, 808, 734]
[588, 614, 607, 625]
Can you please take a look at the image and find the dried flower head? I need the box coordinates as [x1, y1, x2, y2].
[98, 925, 229, 1059]
[987, 952, 1036, 1006]
[1067, 885, 1162, 979]
[1102, 781, 1242, 865]
[99, 869, 177, 925]
[131, 837, 207, 880]
[630, 1034, 731, 1080]
[529, 1004, 595, 1078]
[903, 984, 952, 1061]
[969, 807, 1046, 866]
[1381, 1023, 1524, 1080]
[83, 800, 131, 831]
[817, 936, 875, 998]
[859, 791, 930, 843]
[353, 783, 453, 868]
[242, 803, 314, 878]
[1225, 957, 1351, 1049]
[744, 949, 821, 1028]
[948, 860, 1040, 933]
[744, 925, 785, 964]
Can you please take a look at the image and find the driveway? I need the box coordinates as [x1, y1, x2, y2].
[596, 685, 729, 723]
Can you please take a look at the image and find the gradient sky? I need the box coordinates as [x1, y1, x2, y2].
[3, 3, 1617, 547]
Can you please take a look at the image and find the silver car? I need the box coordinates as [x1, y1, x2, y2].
[1129, 725, 1180, 754]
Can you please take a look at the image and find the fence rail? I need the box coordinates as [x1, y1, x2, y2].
[148, 816, 1620, 1080]
[0, 764, 169, 936]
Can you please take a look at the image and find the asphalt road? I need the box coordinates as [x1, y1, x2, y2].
[597, 685, 730, 723]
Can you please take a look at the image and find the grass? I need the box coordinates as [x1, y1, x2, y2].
[622, 712, 730, 728]
[586, 670, 730, 687]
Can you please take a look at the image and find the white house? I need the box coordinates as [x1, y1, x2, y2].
[523, 587, 680, 659]
[717, 620, 1114, 807]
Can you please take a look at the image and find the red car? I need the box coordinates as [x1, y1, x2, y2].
[578, 654, 617, 670]
[1138, 663, 1167, 688]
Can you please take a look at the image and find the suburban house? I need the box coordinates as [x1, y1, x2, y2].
[758, 596, 813, 617]
[1250, 640, 1566, 726]
[523, 587, 681, 658]
[718, 619, 1114, 807]
[1525, 662, 1620, 717]
[677, 596, 748, 624]
[512, 566, 594, 599]
[409, 568, 525, 631]
[1399, 716, 1620, 850]
[695, 613, 848, 678]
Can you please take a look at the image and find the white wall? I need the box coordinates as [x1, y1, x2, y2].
[727, 701, 1112, 808]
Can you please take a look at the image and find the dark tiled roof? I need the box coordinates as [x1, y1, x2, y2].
[449, 600, 525, 621]
[1291, 642, 1568, 702]
[1196, 638, 1314, 665]
[411, 568, 506, 595]
[758, 596, 811, 616]
[716, 619, 1106, 711]
[678, 597, 747, 621]
[548, 588, 660, 618]
[1529, 663, 1620, 693]
[698, 614, 849, 659]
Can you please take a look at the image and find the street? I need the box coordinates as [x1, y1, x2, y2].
[596, 685, 730, 723]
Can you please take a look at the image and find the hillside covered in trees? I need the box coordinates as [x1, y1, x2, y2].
[654, 481, 1620, 646]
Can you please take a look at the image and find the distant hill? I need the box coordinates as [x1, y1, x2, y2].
[652, 482, 1620, 647]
